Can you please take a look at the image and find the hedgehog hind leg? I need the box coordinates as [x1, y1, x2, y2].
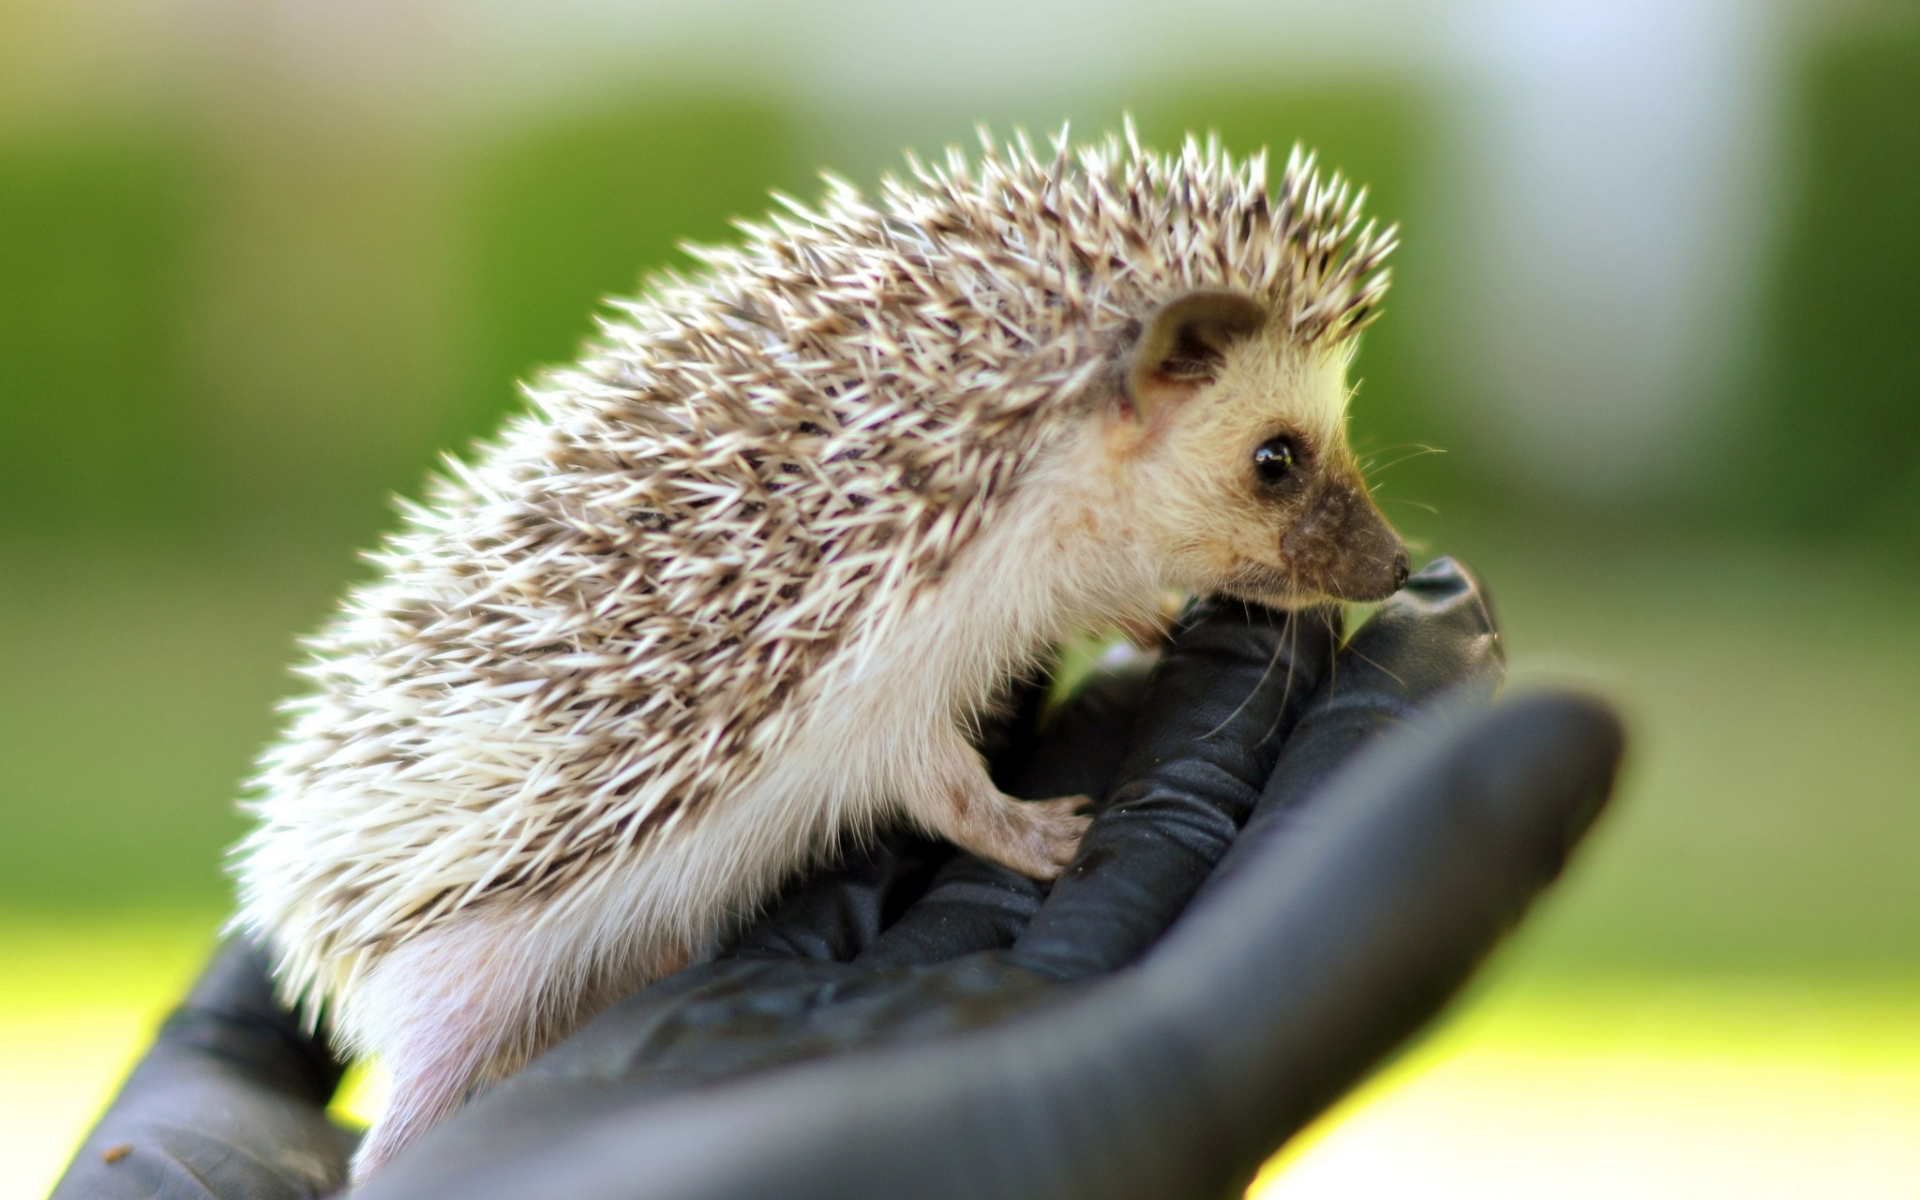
[350, 1046, 480, 1182]
[915, 734, 1092, 881]
[344, 918, 566, 1183]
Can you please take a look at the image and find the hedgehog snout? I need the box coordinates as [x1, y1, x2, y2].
[1280, 478, 1407, 602]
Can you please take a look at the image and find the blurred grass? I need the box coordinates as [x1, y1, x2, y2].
[0, 126, 209, 538]
[5, 21, 1920, 1199]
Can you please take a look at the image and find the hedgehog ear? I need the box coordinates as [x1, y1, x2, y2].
[1123, 289, 1268, 415]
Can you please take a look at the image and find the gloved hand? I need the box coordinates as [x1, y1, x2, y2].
[53, 558, 1624, 1200]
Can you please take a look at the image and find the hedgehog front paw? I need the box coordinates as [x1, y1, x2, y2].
[936, 790, 1092, 882]
[1016, 794, 1095, 879]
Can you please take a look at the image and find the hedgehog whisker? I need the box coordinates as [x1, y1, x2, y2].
[1338, 640, 1408, 692]
[1198, 606, 1284, 744]
[1377, 497, 1440, 517]
[1358, 442, 1446, 477]
[1265, 606, 1305, 750]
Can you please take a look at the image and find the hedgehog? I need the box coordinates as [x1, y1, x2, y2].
[231, 123, 1406, 1179]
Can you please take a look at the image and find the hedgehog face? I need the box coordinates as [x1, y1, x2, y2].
[1110, 290, 1407, 607]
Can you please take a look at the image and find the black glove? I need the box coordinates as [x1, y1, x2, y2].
[54, 558, 1624, 1200]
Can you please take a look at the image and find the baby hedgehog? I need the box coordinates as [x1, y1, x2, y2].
[233, 126, 1406, 1178]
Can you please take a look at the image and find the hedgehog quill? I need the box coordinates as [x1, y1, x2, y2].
[232, 125, 1406, 1179]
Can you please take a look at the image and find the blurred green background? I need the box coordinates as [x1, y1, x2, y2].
[3, 0, 1917, 1195]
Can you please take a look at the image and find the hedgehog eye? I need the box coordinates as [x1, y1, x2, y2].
[1252, 436, 1299, 489]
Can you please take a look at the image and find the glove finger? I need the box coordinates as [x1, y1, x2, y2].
[51, 938, 354, 1200]
[1006, 600, 1343, 981]
[1203, 554, 1506, 894]
[848, 852, 1045, 969]
[1135, 689, 1626, 1193]
[721, 833, 947, 962]
[854, 657, 1154, 969]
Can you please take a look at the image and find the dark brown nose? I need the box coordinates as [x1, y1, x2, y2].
[1327, 539, 1408, 602]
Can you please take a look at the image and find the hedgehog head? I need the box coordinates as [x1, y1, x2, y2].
[897, 125, 1405, 608]
[1093, 285, 1406, 606]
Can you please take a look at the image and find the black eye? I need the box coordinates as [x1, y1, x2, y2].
[1252, 436, 1299, 488]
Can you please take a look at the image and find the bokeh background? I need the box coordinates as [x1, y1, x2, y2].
[4, 0, 1917, 1195]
